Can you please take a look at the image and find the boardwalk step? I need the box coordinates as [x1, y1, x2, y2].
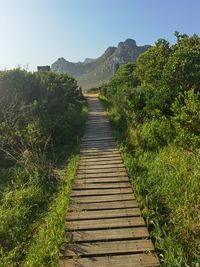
[59, 253, 159, 267]
[60, 239, 154, 257]
[69, 200, 139, 211]
[66, 216, 145, 230]
[78, 163, 124, 169]
[76, 172, 127, 178]
[73, 181, 131, 189]
[77, 167, 125, 174]
[71, 188, 132, 196]
[71, 193, 135, 203]
[67, 207, 141, 220]
[65, 227, 149, 242]
[74, 177, 130, 183]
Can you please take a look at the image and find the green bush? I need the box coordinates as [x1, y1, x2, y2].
[171, 89, 200, 150]
[139, 116, 174, 150]
[0, 69, 86, 265]
[100, 32, 200, 265]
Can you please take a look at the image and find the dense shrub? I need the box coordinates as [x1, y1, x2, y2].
[100, 33, 200, 265]
[0, 69, 86, 265]
[171, 89, 200, 150]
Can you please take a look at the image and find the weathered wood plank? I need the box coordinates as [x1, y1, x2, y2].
[82, 138, 114, 142]
[76, 171, 127, 179]
[80, 158, 122, 163]
[70, 193, 135, 203]
[82, 138, 115, 142]
[74, 177, 130, 183]
[81, 142, 116, 147]
[69, 200, 139, 211]
[80, 156, 122, 162]
[59, 253, 159, 267]
[80, 153, 121, 159]
[66, 227, 149, 242]
[71, 188, 132, 196]
[61, 239, 154, 257]
[77, 167, 126, 174]
[78, 163, 124, 169]
[73, 181, 130, 189]
[66, 216, 145, 230]
[67, 207, 141, 220]
[80, 148, 119, 153]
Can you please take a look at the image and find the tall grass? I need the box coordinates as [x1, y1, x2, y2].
[23, 154, 79, 267]
[100, 96, 200, 266]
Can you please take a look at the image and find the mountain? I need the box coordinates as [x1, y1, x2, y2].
[51, 39, 151, 90]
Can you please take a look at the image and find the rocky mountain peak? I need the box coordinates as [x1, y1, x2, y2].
[118, 39, 137, 48]
[51, 39, 151, 90]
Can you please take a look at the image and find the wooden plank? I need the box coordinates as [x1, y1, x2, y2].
[82, 137, 114, 142]
[73, 176, 130, 183]
[70, 193, 135, 203]
[81, 143, 116, 148]
[83, 136, 113, 140]
[78, 163, 124, 169]
[81, 141, 117, 148]
[83, 134, 112, 138]
[84, 131, 111, 134]
[69, 200, 138, 211]
[81, 141, 116, 146]
[80, 158, 122, 163]
[82, 138, 115, 142]
[71, 188, 132, 196]
[77, 167, 126, 174]
[81, 146, 117, 150]
[81, 149, 120, 153]
[81, 142, 116, 146]
[81, 149, 118, 154]
[59, 253, 160, 267]
[86, 120, 109, 126]
[76, 171, 127, 179]
[86, 119, 109, 122]
[61, 239, 153, 257]
[81, 143, 116, 149]
[80, 153, 121, 162]
[66, 216, 145, 230]
[67, 207, 141, 220]
[73, 181, 131, 189]
[84, 129, 111, 133]
[66, 227, 149, 242]
[80, 155, 121, 160]
[80, 148, 119, 153]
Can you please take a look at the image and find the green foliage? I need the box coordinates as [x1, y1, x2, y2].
[139, 116, 174, 150]
[135, 39, 170, 87]
[171, 89, 200, 150]
[0, 69, 87, 265]
[100, 33, 200, 265]
[101, 62, 138, 104]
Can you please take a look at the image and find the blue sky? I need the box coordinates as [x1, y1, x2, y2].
[0, 0, 199, 71]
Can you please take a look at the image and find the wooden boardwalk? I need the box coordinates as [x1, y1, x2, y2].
[59, 95, 160, 267]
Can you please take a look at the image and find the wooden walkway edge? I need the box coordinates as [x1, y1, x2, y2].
[59, 95, 160, 267]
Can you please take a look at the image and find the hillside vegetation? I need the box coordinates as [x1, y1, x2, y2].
[100, 33, 200, 266]
[0, 69, 87, 266]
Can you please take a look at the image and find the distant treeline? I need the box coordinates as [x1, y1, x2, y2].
[100, 32, 200, 266]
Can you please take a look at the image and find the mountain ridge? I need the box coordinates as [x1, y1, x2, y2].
[51, 39, 151, 89]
